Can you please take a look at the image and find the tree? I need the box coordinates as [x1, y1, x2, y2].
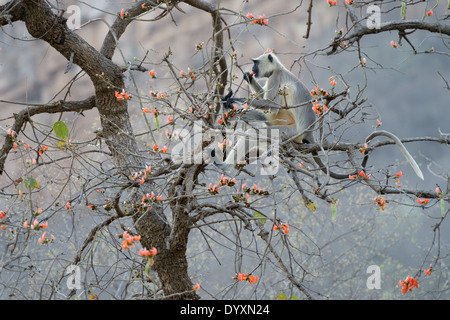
[0, 0, 448, 300]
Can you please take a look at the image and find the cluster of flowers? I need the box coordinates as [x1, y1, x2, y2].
[188, 104, 217, 120]
[23, 219, 48, 230]
[417, 198, 430, 205]
[235, 272, 259, 284]
[152, 144, 168, 154]
[149, 90, 167, 100]
[217, 107, 240, 126]
[24, 219, 54, 244]
[246, 13, 268, 25]
[115, 89, 132, 101]
[139, 247, 157, 266]
[179, 67, 196, 80]
[398, 275, 419, 294]
[130, 165, 152, 185]
[133, 191, 163, 213]
[232, 183, 269, 204]
[310, 84, 329, 115]
[273, 222, 289, 234]
[121, 230, 141, 250]
[393, 171, 403, 187]
[0, 209, 8, 230]
[7, 129, 48, 161]
[208, 183, 220, 195]
[242, 183, 269, 196]
[312, 101, 328, 115]
[349, 170, 370, 180]
[139, 247, 157, 258]
[219, 175, 236, 187]
[373, 196, 387, 211]
[38, 232, 55, 245]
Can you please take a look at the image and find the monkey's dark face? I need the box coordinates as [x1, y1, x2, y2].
[251, 53, 275, 79]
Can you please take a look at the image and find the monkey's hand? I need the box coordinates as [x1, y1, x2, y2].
[221, 90, 246, 110]
[221, 90, 235, 110]
[243, 71, 255, 84]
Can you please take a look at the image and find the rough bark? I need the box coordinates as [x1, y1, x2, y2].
[5, 0, 198, 299]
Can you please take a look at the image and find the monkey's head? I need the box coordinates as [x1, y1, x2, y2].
[251, 53, 281, 79]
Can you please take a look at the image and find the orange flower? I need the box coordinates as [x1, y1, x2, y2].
[208, 183, 220, 195]
[0, 211, 5, 219]
[329, 77, 337, 86]
[394, 171, 402, 178]
[390, 41, 399, 48]
[236, 272, 258, 284]
[398, 275, 419, 294]
[345, 0, 353, 4]
[424, 265, 432, 276]
[139, 248, 149, 257]
[237, 272, 247, 282]
[192, 283, 200, 291]
[248, 275, 259, 284]
[65, 202, 71, 210]
[142, 108, 150, 113]
[374, 196, 387, 211]
[274, 223, 289, 234]
[417, 198, 430, 205]
[327, 0, 337, 6]
[426, 9, 433, 16]
[247, 12, 268, 25]
[115, 89, 131, 101]
[148, 69, 156, 78]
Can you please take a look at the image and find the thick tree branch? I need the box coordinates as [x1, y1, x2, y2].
[329, 19, 450, 55]
[183, 0, 228, 95]
[0, 97, 96, 174]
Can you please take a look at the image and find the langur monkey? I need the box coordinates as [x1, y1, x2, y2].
[222, 52, 424, 180]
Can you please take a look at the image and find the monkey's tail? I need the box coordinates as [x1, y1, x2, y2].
[364, 130, 424, 180]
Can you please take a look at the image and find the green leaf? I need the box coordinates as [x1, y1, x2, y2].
[24, 177, 40, 190]
[276, 293, 288, 300]
[401, 2, 406, 19]
[331, 203, 337, 221]
[144, 260, 150, 275]
[253, 211, 266, 225]
[441, 198, 445, 217]
[155, 117, 160, 130]
[53, 121, 69, 140]
[291, 295, 300, 300]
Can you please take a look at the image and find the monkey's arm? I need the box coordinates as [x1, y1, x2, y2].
[244, 72, 265, 97]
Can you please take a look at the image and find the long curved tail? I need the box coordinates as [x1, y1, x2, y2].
[365, 130, 424, 180]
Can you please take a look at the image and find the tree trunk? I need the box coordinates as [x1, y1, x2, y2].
[19, 0, 198, 299]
